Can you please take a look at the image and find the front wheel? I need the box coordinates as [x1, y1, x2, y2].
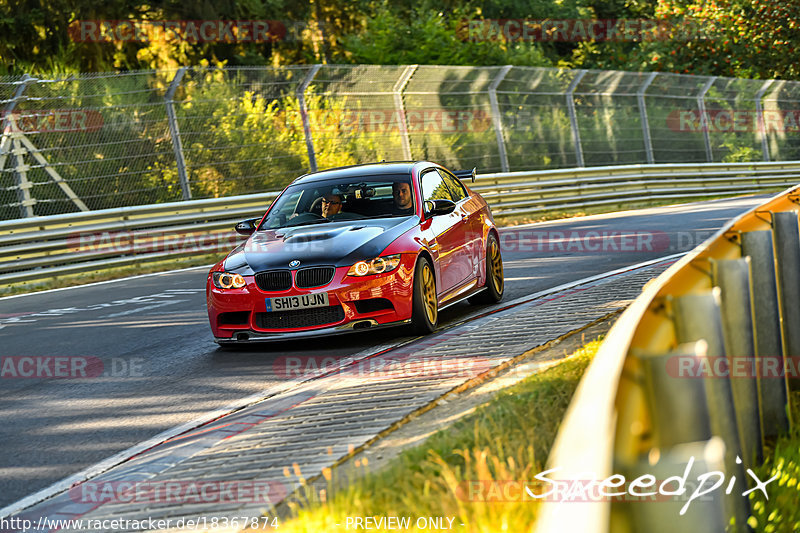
[410, 256, 438, 335]
[469, 233, 504, 305]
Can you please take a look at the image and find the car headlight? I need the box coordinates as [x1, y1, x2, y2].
[212, 272, 247, 289]
[347, 254, 402, 277]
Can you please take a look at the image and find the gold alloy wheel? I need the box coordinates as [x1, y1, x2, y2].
[422, 263, 438, 324]
[489, 238, 504, 294]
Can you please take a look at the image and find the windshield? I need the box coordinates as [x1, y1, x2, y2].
[259, 173, 416, 230]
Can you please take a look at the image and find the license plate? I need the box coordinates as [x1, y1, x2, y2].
[265, 292, 329, 312]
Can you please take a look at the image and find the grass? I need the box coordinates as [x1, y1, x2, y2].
[746, 391, 800, 533]
[0, 253, 224, 297]
[274, 339, 602, 533]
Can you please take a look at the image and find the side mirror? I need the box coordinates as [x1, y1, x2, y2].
[424, 199, 457, 217]
[235, 218, 259, 236]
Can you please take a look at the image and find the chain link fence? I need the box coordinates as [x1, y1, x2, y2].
[2, 65, 800, 220]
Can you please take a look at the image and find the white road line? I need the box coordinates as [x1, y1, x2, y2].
[101, 299, 187, 319]
[0, 251, 686, 520]
[0, 264, 214, 302]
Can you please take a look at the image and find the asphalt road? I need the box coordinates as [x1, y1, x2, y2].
[0, 194, 767, 509]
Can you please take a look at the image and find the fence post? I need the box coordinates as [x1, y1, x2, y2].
[393, 65, 417, 161]
[165, 67, 191, 200]
[566, 70, 587, 167]
[489, 65, 513, 172]
[698, 77, 717, 162]
[755, 80, 774, 162]
[638, 72, 658, 165]
[297, 64, 322, 172]
[2, 74, 34, 217]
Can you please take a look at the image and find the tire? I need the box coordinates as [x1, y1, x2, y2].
[469, 233, 504, 305]
[410, 255, 438, 335]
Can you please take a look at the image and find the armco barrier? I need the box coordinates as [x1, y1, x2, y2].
[0, 191, 278, 285]
[535, 185, 800, 532]
[1, 161, 799, 287]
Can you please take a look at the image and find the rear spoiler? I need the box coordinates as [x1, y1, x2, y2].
[453, 167, 477, 183]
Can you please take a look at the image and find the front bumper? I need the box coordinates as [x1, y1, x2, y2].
[207, 254, 416, 342]
[214, 317, 411, 344]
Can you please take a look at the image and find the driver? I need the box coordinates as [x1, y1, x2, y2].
[391, 182, 414, 215]
[321, 193, 343, 218]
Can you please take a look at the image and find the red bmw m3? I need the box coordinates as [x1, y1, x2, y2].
[206, 161, 504, 344]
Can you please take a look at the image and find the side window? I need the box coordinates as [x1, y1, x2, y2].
[437, 170, 468, 202]
[421, 170, 454, 202]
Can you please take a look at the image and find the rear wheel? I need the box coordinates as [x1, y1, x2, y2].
[469, 233, 504, 304]
[411, 256, 438, 335]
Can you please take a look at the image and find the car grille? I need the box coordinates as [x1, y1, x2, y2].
[256, 305, 345, 329]
[295, 266, 335, 288]
[255, 270, 292, 291]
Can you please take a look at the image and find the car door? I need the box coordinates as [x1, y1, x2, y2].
[420, 169, 472, 294]
[438, 168, 482, 279]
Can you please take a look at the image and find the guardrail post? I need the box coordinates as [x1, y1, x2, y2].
[566, 70, 587, 167]
[165, 67, 191, 201]
[772, 212, 800, 388]
[297, 64, 322, 172]
[624, 437, 727, 533]
[698, 77, 717, 162]
[741, 230, 789, 438]
[392, 65, 417, 161]
[755, 80, 774, 162]
[637, 72, 658, 165]
[489, 65, 513, 172]
[712, 258, 763, 464]
[2, 74, 34, 218]
[638, 343, 711, 447]
[672, 290, 750, 530]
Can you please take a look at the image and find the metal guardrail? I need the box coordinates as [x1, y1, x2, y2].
[1, 161, 799, 288]
[0, 191, 278, 285]
[536, 184, 800, 532]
